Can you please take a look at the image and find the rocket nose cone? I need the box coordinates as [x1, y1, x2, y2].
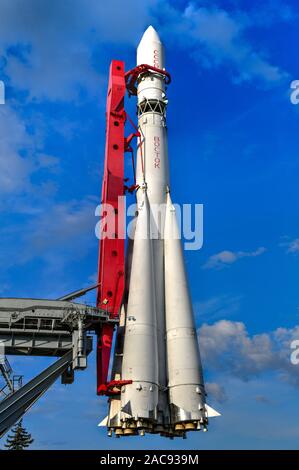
[137, 25, 164, 67]
[139, 25, 161, 44]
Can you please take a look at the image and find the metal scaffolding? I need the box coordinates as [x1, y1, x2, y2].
[0, 285, 118, 438]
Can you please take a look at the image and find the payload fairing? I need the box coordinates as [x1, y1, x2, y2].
[100, 26, 219, 438]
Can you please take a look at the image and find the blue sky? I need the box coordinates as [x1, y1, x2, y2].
[0, 0, 299, 450]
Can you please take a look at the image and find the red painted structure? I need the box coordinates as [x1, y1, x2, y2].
[96, 60, 126, 395]
[96, 60, 171, 396]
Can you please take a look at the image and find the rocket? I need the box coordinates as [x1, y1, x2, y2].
[101, 26, 219, 438]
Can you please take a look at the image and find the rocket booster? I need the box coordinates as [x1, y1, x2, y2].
[104, 26, 218, 438]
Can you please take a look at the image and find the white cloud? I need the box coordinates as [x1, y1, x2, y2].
[0, 0, 156, 101]
[0, 196, 98, 289]
[281, 238, 299, 254]
[20, 198, 97, 262]
[160, 2, 290, 86]
[0, 105, 34, 193]
[202, 247, 266, 269]
[195, 294, 242, 320]
[198, 320, 299, 387]
[206, 382, 227, 403]
[0, 104, 64, 205]
[36, 154, 60, 172]
[0, 1, 291, 102]
[255, 395, 272, 404]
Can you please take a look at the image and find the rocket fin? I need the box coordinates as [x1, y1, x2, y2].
[98, 415, 108, 427]
[205, 404, 221, 418]
[121, 401, 132, 416]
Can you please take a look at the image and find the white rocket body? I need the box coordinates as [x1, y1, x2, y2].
[164, 193, 206, 427]
[121, 192, 159, 421]
[135, 26, 170, 429]
[105, 26, 217, 438]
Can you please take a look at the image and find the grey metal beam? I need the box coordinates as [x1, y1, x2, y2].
[0, 357, 13, 396]
[57, 283, 100, 302]
[0, 297, 112, 357]
[0, 298, 109, 322]
[0, 350, 72, 438]
[0, 333, 73, 356]
[0, 333, 93, 358]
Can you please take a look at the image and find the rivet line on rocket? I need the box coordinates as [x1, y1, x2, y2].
[137, 125, 146, 185]
[166, 326, 197, 333]
[122, 109, 146, 188]
[125, 380, 166, 390]
[123, 111, 142, 191]
[167, 383, 206, 389]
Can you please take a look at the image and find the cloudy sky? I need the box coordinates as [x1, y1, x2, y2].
[0, 0, 299, 450]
